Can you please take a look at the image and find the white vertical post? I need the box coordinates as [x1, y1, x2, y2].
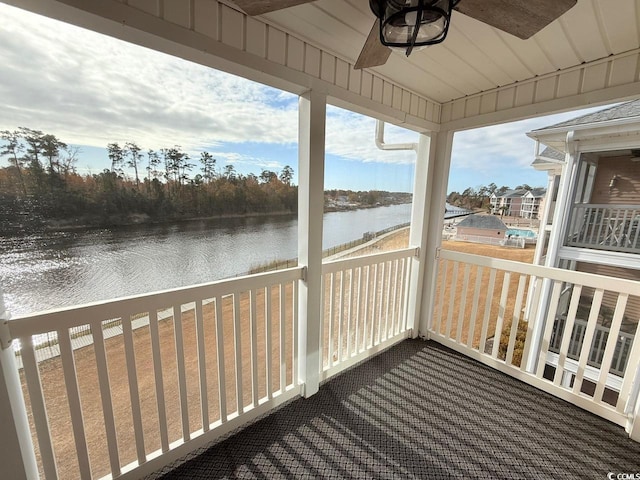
[405, 132, 433, 337]
[0, 287, 39, 480]
[525, 132, 580, 372]
[417, 130, 455, 337]
[297, 90, 326, 398]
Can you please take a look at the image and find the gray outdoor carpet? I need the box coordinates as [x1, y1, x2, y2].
[152, 339, 640, 479]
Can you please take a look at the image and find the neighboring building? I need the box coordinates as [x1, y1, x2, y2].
[456, 214, 507, 240]
[527, 100, 640, 382]
[490, 188, 546, 218]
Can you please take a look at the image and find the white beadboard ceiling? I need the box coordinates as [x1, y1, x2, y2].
[260, 0, 640, 104]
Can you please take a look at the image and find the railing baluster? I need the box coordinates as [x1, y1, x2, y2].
[434, 259, 448, 336]
[505, 275, 527, 366]
[491, 272, 511, 358]
[369, 263, 378, 348]
[194, 301, 209, 431]
[572, 289, 604, 395]
[395, 258, 406, 335]
[149, 309, 169, 451]
[280, 284, 286, 393]
[58, 328, 92, 479]
[338, 271, 344, 361]
[362, 265, 370, 352]
[377, 262, 386, 345]
[445, 262, 459, 339]
[265, 287, 273, 399]
[326, 273, 334, 370]
[292, 280, 298, 386]
[456, 264, 471, 344]
[214, 297, 227, 422]
[390, 259, 399, 336]
[20, 337, 58, 480]
[354, 267, 362, 354]
[232, 293, 243, 413]
[384, 260, 393, 340]
[467, 266, 483, 349]
[554, 285, 583, 386]
[249, 290, 259, 408]
[594, 293, 628, 402]
[536, 281, 563, 376]
[173, 305, 190, 441]
[617, 321, 640, 413]
[346, 269, 353, 357]
[479, 269, 497, 353]
[122, 314, 147, 462]
[92, 321, 121, 476]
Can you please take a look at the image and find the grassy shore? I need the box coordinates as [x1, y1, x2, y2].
[20, 228, 534, 478]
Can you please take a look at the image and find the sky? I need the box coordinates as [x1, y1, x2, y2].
[0, 3, 606, 195]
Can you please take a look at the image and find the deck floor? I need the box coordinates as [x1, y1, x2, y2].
[150, 339, 640, 479]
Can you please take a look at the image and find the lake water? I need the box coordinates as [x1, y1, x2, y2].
[0, 203, 413, 316]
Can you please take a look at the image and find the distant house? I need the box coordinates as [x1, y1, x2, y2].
[456, 214, 507, 240]
[490, 188, 546, 218]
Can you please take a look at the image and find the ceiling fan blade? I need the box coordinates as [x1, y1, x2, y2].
[354, 20, 392, 70]
[454, 0, 577, 40]
[232, 0, 315, 16]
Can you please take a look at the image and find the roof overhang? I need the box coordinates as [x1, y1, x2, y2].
[4, 0, 640, 132]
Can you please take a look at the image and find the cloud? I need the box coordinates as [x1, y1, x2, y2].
[325, 106, 418, 165]
[0, 3, 421, 169]
[0, 3, 299, 152]
[210, 152, 285, 171]
[451, 106, 605, 174]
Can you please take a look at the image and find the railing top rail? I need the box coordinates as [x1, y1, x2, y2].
[8, 266, 304, 338]
[322, 247, 418, 274]
[438, 249, 640, 296]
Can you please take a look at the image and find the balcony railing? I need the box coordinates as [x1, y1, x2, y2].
[549, 315, 635, 377]
[431, 248, 640, 428]
[5, 247, 416, 480]
[567, 204, 640, 253]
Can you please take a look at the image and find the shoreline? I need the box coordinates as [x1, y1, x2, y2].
[2, 201, 414, 237]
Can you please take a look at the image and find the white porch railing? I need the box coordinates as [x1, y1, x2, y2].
[8, 268, 303, 480]
[567, 204, 640, 253]
[320, 248, 417, 380]
[430, 249, 640, 432]
[3, 247, 419, 480]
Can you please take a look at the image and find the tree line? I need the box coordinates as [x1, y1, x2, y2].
[447, 183, 535, 211]
[0, 128, 297, 234]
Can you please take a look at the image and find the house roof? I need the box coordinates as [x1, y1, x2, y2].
[538, 147, 564, 161]
[531, 100, 640, 133]
[529, 187, 546, 198]
[457, 214, 507, 231]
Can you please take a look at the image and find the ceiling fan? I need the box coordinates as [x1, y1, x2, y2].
[230, 0, 577, 69]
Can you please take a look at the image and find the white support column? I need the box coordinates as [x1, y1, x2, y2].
[405, 132, 433, 337]
[525, 132, 580, 372]
[0, 287, 39, 480]
[297, 90, 326, 398]
[416, 130, 455, 337]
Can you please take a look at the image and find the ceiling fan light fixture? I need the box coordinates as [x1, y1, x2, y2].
[371, 0, 459, 56]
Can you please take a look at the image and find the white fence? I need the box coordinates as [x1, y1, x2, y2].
[453, 234, 525, 248]
[320, 248, 417, 379]
[4, 247, 419, 480]
[8, 268, 303, 480]
[430, 249, 640, 430]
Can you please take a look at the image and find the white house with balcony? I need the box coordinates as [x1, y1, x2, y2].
[1, 1, 640, 479]
[490, 188, 546, 218]
[527, 100, 640, 404]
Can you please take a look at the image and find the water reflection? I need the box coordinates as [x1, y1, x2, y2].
[0, 204, 412, 315]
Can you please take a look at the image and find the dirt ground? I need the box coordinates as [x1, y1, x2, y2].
[20, 229, 534, 479]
